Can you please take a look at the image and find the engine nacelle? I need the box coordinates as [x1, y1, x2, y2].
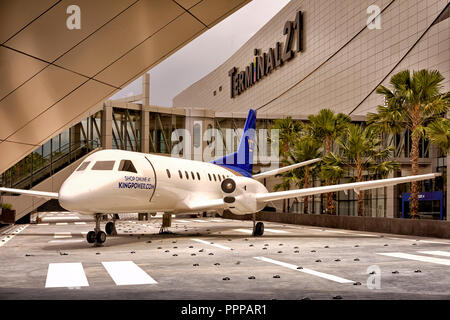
[221, 177, 267, 215]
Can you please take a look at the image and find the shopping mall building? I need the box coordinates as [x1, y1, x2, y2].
[1, 0, 449, 222]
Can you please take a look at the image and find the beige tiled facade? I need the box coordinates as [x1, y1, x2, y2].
[173, 0, 450, 219]
[173, 0, 449, 117]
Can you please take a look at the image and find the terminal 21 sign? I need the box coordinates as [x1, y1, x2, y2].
[228, 10, 303, 98]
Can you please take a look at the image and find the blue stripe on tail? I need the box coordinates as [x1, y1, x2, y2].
[211, 109, 256, 177]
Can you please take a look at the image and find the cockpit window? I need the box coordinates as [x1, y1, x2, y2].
[92, 160, 115, 171]
[76, 161, 90, 171]
[118, 160, 137, 173]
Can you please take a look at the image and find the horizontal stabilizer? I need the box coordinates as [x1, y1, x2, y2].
[0, 187, 59, 199]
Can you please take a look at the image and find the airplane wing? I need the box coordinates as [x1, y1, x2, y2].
[252, 158, 321, 180]
[255, 173, 440, 202]
[0, 187, 59, 200]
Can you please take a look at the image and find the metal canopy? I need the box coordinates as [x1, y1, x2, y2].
[0, 0, 250, 174]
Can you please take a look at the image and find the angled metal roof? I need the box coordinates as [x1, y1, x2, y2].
[0, 0, 250, 174]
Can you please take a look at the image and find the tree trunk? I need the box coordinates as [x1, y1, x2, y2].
[357, 153, 364, 216]
[410, 130, 420, 218]
[303, 166, 309, 214]
[325, 135, 335, 214]
[410, 104, 421, 218]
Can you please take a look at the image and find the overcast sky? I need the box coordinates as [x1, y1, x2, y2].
[111, 0, 290, 106]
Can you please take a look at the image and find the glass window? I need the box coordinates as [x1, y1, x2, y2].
[208, 173, 211, 181]
[218, 175, 222, 181]
[93, 160, 116, 171]
[179, 170, 183, 179]
[118, 160, 137, 173]
[185, 171, 189, 179]
[166, 169, 171, 178]
[76, 161, 90, 171]
[191, 171, 195, 180]
[197, 172, 200, 180]
[213, 174, 217, 181]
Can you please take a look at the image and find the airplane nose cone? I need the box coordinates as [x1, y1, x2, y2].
[58, 178, 91, 212]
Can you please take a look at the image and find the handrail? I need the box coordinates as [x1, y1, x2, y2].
[4, 140, 100, 190]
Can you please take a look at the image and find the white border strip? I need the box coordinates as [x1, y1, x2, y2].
[377, 252, 450, 266]
[254, 257, 354, 284]
[191, 239, 232, 250]
[418, 251, 450, 257]
[0, 225, 29, 247]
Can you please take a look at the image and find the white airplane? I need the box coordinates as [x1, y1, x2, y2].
[0, 109, 440, 245]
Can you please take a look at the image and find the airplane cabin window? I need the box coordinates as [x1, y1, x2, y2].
[185, 171, 189, 179]
[218, 175, 222, 181]
[166, 169, 171, 178]
[118, 160, 137, 173]
[197, 172, 200, 180]
[213, 174, 216, 181]
[179, 170, 183, 179]
[92, 160, 116, 171]
[208, 173, 211, 181]
[76, 161, 90, 171]
[191, 171, 195, 180]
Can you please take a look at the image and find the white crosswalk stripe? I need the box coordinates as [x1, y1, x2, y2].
[42, 216, 80, 221]
[174, 219, 190, 223]
[377, 252, 450, 266]
[45, 263, 89, 288]
[102, 261, 157, 285]
[54, 232, 72, 239]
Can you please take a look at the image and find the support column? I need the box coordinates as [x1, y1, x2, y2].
[140, 73, 150, 153]
[386, 171, 396, 218]
[101, 103, 113, 149]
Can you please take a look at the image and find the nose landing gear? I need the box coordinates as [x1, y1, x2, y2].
[86, 214, 107, 246]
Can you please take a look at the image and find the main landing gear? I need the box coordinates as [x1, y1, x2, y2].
[252, 213, 264, 236]
[86, 214, 108, 245]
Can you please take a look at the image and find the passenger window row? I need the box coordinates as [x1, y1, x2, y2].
[166, 169, 229, 182]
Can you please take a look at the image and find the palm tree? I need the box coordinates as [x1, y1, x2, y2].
[270, 116, 302, 153]
[289, 135, 322, 213]
[367, 69, 449, 218]
[270, 117, 303, 211]
[424, 117, 450, 154]
[334, 124, 399, 216]
[307, 109, 350, 214]
[273, 158, 302, 212]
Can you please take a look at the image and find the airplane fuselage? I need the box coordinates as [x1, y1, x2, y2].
[58, 149, 265, 215]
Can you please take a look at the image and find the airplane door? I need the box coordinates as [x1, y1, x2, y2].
[144, 156, 157, 202]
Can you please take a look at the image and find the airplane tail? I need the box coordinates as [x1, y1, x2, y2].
[211, 109, 256, 177]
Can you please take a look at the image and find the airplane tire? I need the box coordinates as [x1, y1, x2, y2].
[96, 231, 106, 244]
[253, 222, 264, 236]
[87, 231, 96, 243]
[105, 222, 114, 235]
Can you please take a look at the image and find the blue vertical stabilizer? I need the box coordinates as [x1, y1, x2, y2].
[211, 109, 256, 177]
